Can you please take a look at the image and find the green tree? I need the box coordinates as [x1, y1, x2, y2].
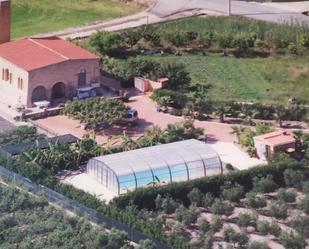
[90, 31, 123, 55]
[157, 63, 191, 90]
[63, 98, 127, 129]
[121, 29, 141, 48]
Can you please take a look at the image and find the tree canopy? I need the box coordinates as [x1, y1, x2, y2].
[63, 98, 127, 129]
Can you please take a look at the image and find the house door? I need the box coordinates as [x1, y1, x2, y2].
[265, 145, 271, 158]
[78, 70, 87, 87]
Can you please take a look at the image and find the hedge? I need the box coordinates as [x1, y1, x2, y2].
[112, 160, 307, 210]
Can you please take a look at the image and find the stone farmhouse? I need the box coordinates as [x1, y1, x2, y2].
[0, 0, 100, 108]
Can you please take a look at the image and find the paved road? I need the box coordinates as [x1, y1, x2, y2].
[36, 0, 309, 39]
[0, 116, 13, 133]
[151, 0, 309, 24]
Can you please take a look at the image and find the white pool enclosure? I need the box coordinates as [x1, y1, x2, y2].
[87, 139, 223, 194]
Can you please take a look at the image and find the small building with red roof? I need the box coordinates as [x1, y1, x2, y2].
[0, 36, 100, 108]
[253, 131, 296, 160]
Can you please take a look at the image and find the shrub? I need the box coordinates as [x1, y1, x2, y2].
[256, 221, 281, 236]
[210, 199, 234, 215]
[244, 192, 267, 209]
[253, 175, 278, 193]
[238, 213, 255, 228]
[298, 33, 309, 47]
[198, 219, 211, 235]
[254, 38, 264, 48]
[221, 183, 244, 202]
[203, 234, 214, 249]
[268, 223, 281, 237]
[223, 226, 237, 242]
[161, 196, 179, 214]
[298, 194, 309, 214]
[288, 42, 298, 55]
[277, 188, 296, 203]
[223, 227, 249, 247]
[187, 188, 203, 206]
[138, 239, 156, 249]
[290, 215, 309, 238]
[248, 241, 270, 249]
[217, 33, 233, 48]
[211, 216, 223, 232]
[279, 232, 306, 249]
[202, 193, 214, 208]
[175, 205, 197, 226]
[165, 31, 189, 47]
[302, 181, 309, 193]
[175, 205, 187, 222]
[267, 201, 288, 219]
[284, 169, 305, 189]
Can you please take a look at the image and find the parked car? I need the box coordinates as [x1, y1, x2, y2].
[121, 109, 138, 126]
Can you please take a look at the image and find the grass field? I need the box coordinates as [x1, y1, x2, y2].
[12, 0, 138, 38]
[135, 54, 309, 103]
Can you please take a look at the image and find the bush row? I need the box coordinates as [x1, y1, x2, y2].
[151, 89, 309, 122]
[87, 16, 309, 56]
[112, 160, 307, 210]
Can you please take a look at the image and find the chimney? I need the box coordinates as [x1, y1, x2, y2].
[0, 0, 11, 44]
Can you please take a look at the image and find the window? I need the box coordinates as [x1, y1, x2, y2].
[18, 77, 23, 90]
[4, 69, 9, 81]
[2, 69, 10, 81]
[9, 73, 12, 84]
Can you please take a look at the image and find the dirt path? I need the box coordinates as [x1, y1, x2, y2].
[127, 94, 236, 143]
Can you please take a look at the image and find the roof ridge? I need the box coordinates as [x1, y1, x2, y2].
[28, 38, 69, 60]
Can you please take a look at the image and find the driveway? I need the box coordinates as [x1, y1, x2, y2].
[0, 116, 13, 133]
[127, 94, 236, 143]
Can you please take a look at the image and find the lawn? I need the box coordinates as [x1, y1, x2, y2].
[136, 54, 309, 104]
[12, 0, 138, 38]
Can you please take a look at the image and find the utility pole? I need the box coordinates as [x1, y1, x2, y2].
[228, 0, 232, 16]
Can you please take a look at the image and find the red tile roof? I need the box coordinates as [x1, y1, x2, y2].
[254, 131, 296, 147]
[0, 37, 99, 71]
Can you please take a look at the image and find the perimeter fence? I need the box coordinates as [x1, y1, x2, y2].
[0, 165, 171, 249]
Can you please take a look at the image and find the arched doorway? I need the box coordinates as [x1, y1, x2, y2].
[51, 82, 66, 100]
[31, 86, 47, 103]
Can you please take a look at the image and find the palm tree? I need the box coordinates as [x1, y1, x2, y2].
[215, 104, 230, 123]
[241, 105, 255, 125]
[138, 126, 163, 147]
[120, 132, 139, 151]
[275, 106, 287, 127]
[163, 123, 185, 143]
[230, 126, 245, 144]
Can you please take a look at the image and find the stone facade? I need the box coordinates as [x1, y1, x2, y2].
[0, 57, 100, 108]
